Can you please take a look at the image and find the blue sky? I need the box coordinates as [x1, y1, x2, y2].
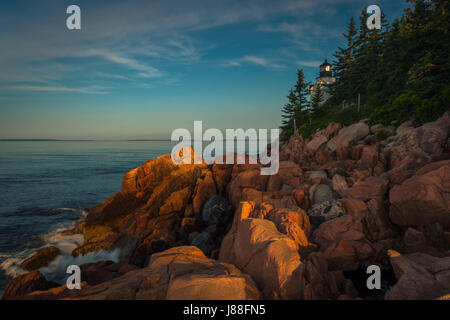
[0, 0, 409, 139]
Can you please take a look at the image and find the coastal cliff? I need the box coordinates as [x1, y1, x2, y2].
[3, 113, 450, 300]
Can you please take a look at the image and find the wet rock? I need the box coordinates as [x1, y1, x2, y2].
[20, 246, 61, 271]
[2, 270, 59, 300]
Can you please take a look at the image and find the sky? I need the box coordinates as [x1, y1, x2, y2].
[0, 0, 410, 140]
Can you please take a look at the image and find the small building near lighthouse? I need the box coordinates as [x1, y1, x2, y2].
[309, 59, 336, 106]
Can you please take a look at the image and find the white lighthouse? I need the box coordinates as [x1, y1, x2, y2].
[309, 59, 336, 106]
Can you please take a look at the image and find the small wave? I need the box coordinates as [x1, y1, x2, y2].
[41, 230, 84, 256]
[0, 251, 31, 279]
[0, 248, 121, 287]
[0, 209, 86, 283]
[40, 249, 121, 284]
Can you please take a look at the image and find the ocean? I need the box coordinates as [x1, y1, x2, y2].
[0, 140, 174, 295]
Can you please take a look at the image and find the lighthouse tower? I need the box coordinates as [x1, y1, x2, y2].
[310, 59, 336, 106]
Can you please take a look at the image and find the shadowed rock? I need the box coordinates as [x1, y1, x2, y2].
[20, 246, 61, 271]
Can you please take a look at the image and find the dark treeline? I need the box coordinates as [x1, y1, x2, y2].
[281, 0, 450, 139]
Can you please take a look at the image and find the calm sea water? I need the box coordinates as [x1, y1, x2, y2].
[0, 140, 174, 295]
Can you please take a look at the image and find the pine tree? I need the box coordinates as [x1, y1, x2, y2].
[310, 85, 324, 118]
[332, 17, 357, 103]
[349, 9, 370, 104]
[280, 69, 310, 138]
[280, 89, 297, 135]
[292, 69, 311, 128]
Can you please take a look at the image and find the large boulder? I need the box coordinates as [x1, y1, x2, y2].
[389, 161, 450, 228]
[220, 217, 304, 299]
[385, 251, 450, 300]
[383, 113, 450, 185]
[306, 135, 328, 153]
[11, 247, 261, 300]
[312, 215, 377, 271]
[2, 270, 59, 300]
[20, 246, 61, 271]
[306, 123, 341, 153]
[219, 201, 356, 299]
[327, 122, 370, 152]
[347, 177, 389, 201]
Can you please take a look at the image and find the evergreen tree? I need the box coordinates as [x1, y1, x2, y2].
[280, 69, 310, 138]
[280, 89, 297, 136]
[293, 69, 311, 124]
[310, 85, 324, 118]
[332, 17, 357, 103]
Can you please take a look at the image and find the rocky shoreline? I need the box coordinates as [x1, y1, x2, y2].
[2, 113, 450, 300]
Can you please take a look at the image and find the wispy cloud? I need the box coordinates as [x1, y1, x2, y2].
[221, 55, 284, 69]
[220, 60, 242, 67]
[94, 72, 132, 81]
[79, 50, 163, 79]
[7, 85, 110, 94]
